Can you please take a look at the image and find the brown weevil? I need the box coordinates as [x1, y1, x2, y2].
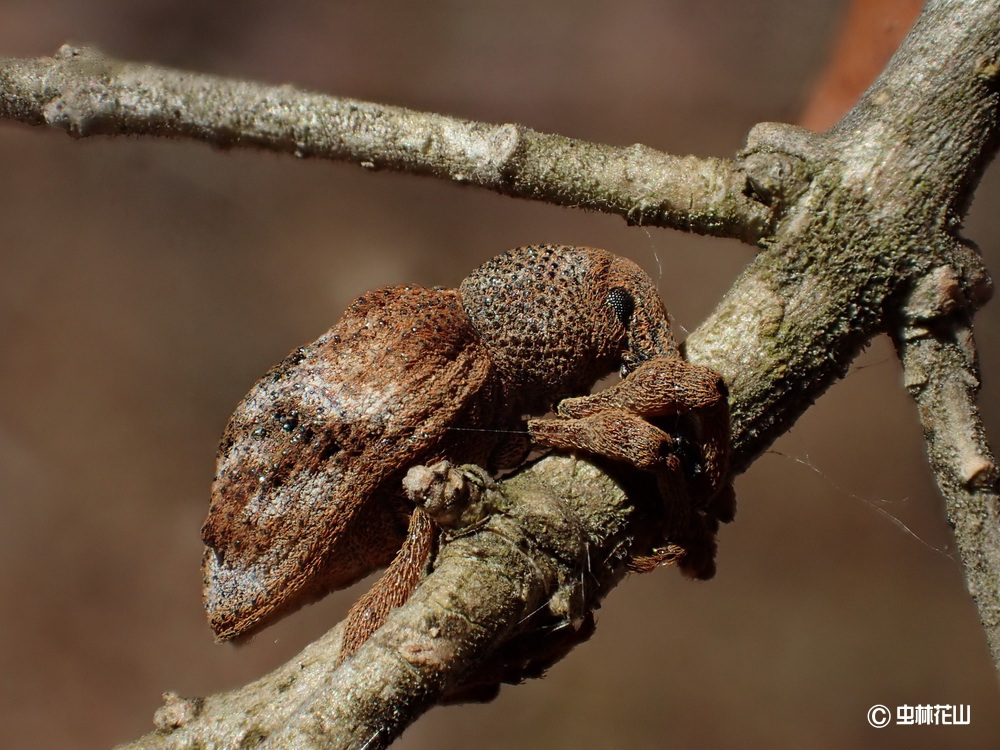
[201, 245, 733, 655]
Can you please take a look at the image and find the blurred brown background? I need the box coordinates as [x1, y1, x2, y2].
[2, 1, 999, 748]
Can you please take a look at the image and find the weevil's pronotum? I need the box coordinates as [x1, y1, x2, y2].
[201, 245, 733, 655]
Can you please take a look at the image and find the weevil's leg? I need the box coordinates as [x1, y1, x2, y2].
[676, 527, 719, 580]
[710, 481, 737, 524]
[528, 409, 679, 472]
[629, 451, 689, 573]
[676, 397, 730, 506]
[558, 356, 731, 501]
[629, 544, 686, 573]
[558, 356, 727, 418]
[342, 506, 435, 658]
[687, 386, 731, 506]
[648, 464, 721, 580]
[531, 409, 724, 580]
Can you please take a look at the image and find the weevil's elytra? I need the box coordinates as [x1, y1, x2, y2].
[201, 245, 732, 654]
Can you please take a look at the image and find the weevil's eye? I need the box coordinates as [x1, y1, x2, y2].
[606, 287, 635, 327]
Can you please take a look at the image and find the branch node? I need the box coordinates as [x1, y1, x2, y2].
[951, 240, 994, 309]
[902, 266, 966, 323]
[960, 455, 997, 490]
[404, 461, 497, 529]
[975, 54, 1000, 82]
[54, 43, 86, 60]
[739, 123, 833, 216]
[740, 151, 812, 209]
[743, 122, 834, 163]
[152, 692, 204, 731]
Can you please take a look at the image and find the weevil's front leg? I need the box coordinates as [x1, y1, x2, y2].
[557, 356, 727, 418]
[558, 356, 731, 504]
[530, 409, 722, 579]
[532, 356, 735, 578]
[528, 408, 684, 472]
[655, 468, 722, 580]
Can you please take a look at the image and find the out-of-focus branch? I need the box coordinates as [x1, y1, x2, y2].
[0, 45, 770, 243]
[798, 0, 923, 131]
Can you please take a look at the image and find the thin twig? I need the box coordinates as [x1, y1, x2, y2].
[893, 266, 1000, 662]
[0, 45, 770, 243]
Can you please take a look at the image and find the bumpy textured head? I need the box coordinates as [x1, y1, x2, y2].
[459, 245, 676, 401]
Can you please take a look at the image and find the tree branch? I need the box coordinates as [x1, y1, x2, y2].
[684, 0, 1000, 665]
[687, 0, 999, 466]
[0, 45, 770, 243]
[3, 0, 998, 746]
[893, 267, 1000, 660]
[120, 456, 654, 749]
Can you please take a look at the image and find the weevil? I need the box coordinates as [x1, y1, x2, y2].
[201, 245, 733, 655]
